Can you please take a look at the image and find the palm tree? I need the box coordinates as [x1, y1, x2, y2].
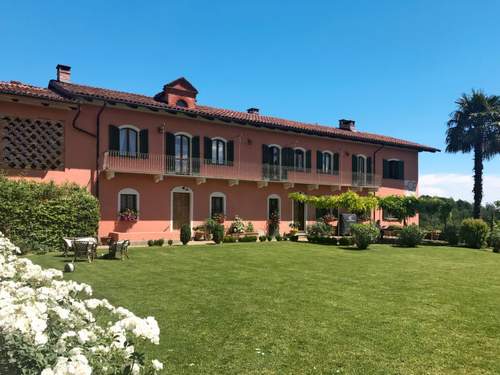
[446, 90, 500, 218]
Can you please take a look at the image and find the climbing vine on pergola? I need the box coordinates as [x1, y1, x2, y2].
[289, 191, 379, 217]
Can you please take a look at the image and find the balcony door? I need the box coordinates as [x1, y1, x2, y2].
[268, 145, 281, 180]
[352, 155, 372, 186]
[175, 134, 190, 175]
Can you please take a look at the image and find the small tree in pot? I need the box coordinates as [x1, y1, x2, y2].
[180, 224, 191, 245]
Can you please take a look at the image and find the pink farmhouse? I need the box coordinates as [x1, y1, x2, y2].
[0, 65, 438, 241]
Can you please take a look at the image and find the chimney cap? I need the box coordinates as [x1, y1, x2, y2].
[56, 64, 71, 71]
[339, 119, 356, 131]
[247, 107, 259, 114]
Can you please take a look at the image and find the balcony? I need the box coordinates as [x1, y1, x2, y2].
[102, 151, 381, 190]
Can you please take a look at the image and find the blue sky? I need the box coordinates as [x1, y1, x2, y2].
[1, 0, 499, 201]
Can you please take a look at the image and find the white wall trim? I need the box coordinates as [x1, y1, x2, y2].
[267, 194, 281, 220]
[118, 188, 140, 218]
[118, 124, 140, 132]
[209, 192, 227, 217]
[170, 186, 193, 232]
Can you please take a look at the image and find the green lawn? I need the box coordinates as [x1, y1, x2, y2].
[30, 243, 500, 375]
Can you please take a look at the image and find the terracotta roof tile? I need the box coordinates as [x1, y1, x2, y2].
[1, 79, 439, 152]
[0, 81, 71, 103]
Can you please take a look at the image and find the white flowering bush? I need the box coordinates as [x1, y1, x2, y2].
[0, 232, 164, 374]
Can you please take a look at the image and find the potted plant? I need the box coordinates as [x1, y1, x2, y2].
[268, 211, 280, 237]
[288, 222, 299, 236]
[118, 208, 138, 222]
[229, 215, 246, 238]
[213, 213, 225, 225]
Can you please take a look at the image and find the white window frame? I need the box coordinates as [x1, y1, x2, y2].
[294, 147, 306, 171]
[209, 192, 227, 217]
[118, 125, 140, 154]
[170, 186, 193, 232]
[268, 144, 282, 166]
[118, 188, 140, 218]
[322, 151, 334, 174]
[267, 194, 281, 220]
[211, 137, 227, 165]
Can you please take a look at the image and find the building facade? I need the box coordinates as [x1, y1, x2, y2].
[0, 65, 438, 241]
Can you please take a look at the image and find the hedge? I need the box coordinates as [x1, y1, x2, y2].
[0, 177, 100, 252]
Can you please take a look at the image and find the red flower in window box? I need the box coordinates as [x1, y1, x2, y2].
[118, 208, 138, 222]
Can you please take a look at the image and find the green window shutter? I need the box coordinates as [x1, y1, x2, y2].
[367, 157, 372, 174]
[333, 153, 339, 172]
[352, 154, 358, 172]
[398, 160, 405, 180]
[192, 136, 200, 173]
[165, 132, 175, 156]
[262, 144, 269, 164]
[383, 159, 389, 178]
[227, 140, 234, 164]
[109, 125, 119, 151]
[139, 129, 148, 154]
[305, 150, 311, 170]
[204, 137, 212, 161]
[282, 147, 294, 167]
[316, 150, 323, 171]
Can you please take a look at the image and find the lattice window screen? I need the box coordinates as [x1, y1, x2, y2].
[0, 116, 64, 170]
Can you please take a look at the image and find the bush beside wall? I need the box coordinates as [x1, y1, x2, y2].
[351, 223, 380, 250]
[0, 177, 99, 252]
[460, 219, 489, 249]
[398, 225, 424, 247]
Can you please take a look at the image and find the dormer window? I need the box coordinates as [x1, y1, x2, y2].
[176, 99, 188, 108]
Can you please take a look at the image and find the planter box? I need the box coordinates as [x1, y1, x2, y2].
[229, 232, 259, 239]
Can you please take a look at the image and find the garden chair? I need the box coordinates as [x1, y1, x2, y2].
[62, 237, 74, 257]
[73, 241, 97, 263]
[108, 240, 130, 260]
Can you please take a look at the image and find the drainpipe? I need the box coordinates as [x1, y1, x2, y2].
[95, 102, 107, 198]
[372, 145, 385, 222]
[72, 103, 96, 137]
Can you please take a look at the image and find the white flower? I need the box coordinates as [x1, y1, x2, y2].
[41, 368, 54, 375]
[152, 359, 164, 371]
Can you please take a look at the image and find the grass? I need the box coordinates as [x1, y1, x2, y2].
[30, 242, 500, 374]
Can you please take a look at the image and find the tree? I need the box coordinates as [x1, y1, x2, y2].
[378, 195, 418, 226]
[446, 90, 500, 218]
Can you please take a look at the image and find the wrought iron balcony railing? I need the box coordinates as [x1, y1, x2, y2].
[102, 151, 381, 188]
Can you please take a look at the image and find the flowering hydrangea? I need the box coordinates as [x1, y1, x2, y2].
[0, 232, 163, 374]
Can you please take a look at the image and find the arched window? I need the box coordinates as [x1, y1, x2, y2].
[176, 99, 188, 108]
[269, 145, 281, 166]
[210, 192, 226, 218]
[175, 133, 191, 174]
[212, 138, 226, 165]
[267, 194, 281, 220]
[294, 149, 305, 171]
[119, 126, 138, 155]
[118, 188, 139, 218]
[322, 152, 333, 174]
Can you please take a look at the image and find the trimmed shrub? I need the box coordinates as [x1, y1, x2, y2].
[338, 236, 353, 246]
[307, 222, 333, 238]
[212, 224, 225, 244]
[351, 223, 380, 250]
[266, 235, 273, 241]
[490, 227, 500, 253]
[443, 224, 460, 246]
[460, 219, 489, 249]
[147, 240, 154, 247]
[180, 224, 191, 245]
[167, 239, 173, 246]
[153, 239, 164, 247]
[0, 177, 99, 252]
[223, 236, 237, 243]
[275, 234, 282, 241]
[239, 235, 257, 242]
[398, 224, 424, 247]
[259, 235, 267, 242]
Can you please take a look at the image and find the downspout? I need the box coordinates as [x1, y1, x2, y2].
[95, 102, 107, 198]
[372, 145, 385, 222]
[72, 103, 97, 137]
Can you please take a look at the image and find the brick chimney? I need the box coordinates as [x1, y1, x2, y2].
[56, 64, 71, 83]
[339, 119, 355, 131]
[247, 107, 259, 114]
